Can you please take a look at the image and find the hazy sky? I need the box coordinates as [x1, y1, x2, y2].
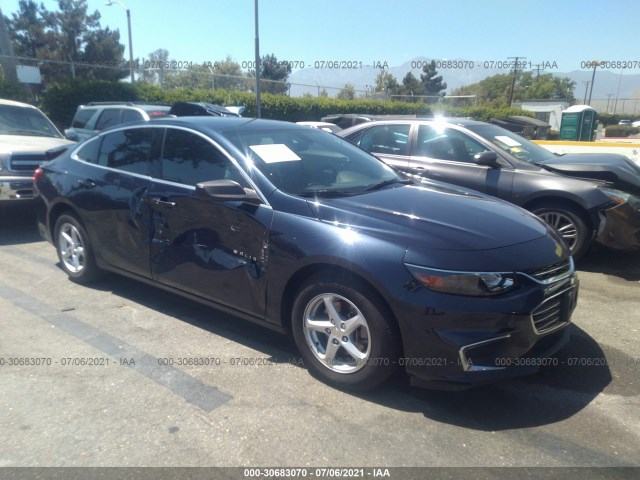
[2, 0, 637, 73]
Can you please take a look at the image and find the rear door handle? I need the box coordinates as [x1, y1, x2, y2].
[77, 179, 96, 188]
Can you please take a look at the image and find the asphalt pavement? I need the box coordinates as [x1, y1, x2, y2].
[0, 204, 638, 479]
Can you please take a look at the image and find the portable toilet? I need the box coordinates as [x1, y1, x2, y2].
[559, 105, 597, 141]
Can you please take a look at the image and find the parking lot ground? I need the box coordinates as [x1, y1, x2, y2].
[0, 206, 639, 479]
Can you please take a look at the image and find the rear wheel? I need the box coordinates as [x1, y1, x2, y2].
[54, 214, 103, 283]
[291, 274, 399, 390]
[531, 203, 590, 259]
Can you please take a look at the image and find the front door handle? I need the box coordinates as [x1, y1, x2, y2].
[148, 196, 176, 208]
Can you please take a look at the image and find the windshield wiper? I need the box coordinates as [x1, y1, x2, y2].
[297, 189, 360, 198]
[362, 178, 413, 193]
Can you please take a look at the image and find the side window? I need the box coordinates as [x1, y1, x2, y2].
[75, 137, 102, 164]
[71, 109, 96, 129]
[416, 125, 488, 163]
[95, 109, 121, 130]
[98, 128, 155, 175]
[359, 124, 410, 156]
[160, 129, 241, 186]
[122, 109, 143, 124]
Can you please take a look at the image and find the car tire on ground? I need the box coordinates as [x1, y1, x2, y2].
[54, 213, 103, 283]
[291, 274, 399, 390]
[531, 203, 590, 260]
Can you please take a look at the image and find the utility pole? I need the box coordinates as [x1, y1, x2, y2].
[587, 61, 600, 106]
[507, 56, 525, 107]
[583, 81, 590, 104]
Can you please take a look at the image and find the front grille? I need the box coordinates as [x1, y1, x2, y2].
[527, 259, 572, 282]
[9, 154, 47, 172]
[531, 281, 577, 334]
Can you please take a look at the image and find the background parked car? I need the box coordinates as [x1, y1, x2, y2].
[64, 102, 172, 142]
[34, 117, 578, 391]
[338, 118, 640, 258]
[0, 99, 75, 205]
[296, 121, 343, 133]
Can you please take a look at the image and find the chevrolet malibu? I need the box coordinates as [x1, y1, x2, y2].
[34, 117, 578, 390]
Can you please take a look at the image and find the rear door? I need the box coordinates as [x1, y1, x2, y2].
[148, 127, 273, 317]
[72, 127, 159, 277]
[409, 124, 515, 199]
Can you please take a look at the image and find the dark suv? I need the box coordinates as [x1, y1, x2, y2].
[64, 102, 171, 142]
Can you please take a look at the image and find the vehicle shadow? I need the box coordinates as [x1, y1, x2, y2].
[356, 324, 615, 431]
[578, 247, 640, 281]
[0, 205, 41, 246]
[90, 274, 614, 432]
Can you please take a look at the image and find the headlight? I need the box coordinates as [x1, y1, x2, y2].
[405, 264, 518, 297]
[598, 187, 631, 205]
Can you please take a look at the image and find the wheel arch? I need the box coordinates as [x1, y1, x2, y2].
[278, 263, 404, 355]
[522, 195, 595, 231]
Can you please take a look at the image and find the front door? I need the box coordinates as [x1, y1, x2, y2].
[148, 127, 273, 318]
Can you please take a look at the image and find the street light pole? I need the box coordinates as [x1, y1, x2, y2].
[106, 1, 134, 83]
[254, 0, 261, 118]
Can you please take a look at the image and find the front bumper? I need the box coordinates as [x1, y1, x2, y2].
[595, 198, 640, 251]
[392, 260, 579, 389]
[0, 177, 35, 202]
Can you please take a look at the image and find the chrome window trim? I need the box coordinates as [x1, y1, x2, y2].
[70, 124, 270, 207]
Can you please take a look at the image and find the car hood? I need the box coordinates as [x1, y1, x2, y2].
[306, 181, 549, 252]
[538, 153, 640, 195]
[0, 135, 75, 154]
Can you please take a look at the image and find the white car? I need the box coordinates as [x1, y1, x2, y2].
[296, 121, 343, 134]
[0, 99, 75, 204]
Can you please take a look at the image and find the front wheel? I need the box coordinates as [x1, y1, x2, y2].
[291, 275, 399, 390]
[54, 214, 103, 283]
[531, 203, 590, 260]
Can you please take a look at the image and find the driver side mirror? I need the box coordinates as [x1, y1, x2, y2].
[64, 129, 79, 141]
[196, 179, 262, 205]
[474, 151, 500, 168]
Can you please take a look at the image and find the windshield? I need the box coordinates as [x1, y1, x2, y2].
[466, 124, 556, 164]
[0, 104, 62, 138]
[223, 126, 402, 196]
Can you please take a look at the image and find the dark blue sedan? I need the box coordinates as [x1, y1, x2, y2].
[34, 117, 578, 390]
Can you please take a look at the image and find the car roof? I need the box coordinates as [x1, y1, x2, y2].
[146, 116, 305, 133]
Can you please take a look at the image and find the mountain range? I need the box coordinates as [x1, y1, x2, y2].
[288, 56, 640, 102]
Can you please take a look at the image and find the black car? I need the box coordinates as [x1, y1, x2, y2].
[34, 117, 578, 390]
[338, 119, 640, 258]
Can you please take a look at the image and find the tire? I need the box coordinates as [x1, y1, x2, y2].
[54, 213, 103, 283]
[531, 203, 590, 260]
[291, 274, 399, 391]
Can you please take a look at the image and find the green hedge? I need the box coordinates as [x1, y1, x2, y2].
[597, 113, 640, 126]
[39, 79, 534, 129]
[604, 125, 640, 137]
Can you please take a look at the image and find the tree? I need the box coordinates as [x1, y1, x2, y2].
[212, 56, 249, 91]
[337, 83, 355, 100]
[420, 60, 447, 96]
[7, 0, 127, 85]
[452, 72, 575, 107]
[249, 53, 292, 95]
[374, 70, 399, 93]
[141, 48, 170, 85]
[399, 72, 424, 100]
